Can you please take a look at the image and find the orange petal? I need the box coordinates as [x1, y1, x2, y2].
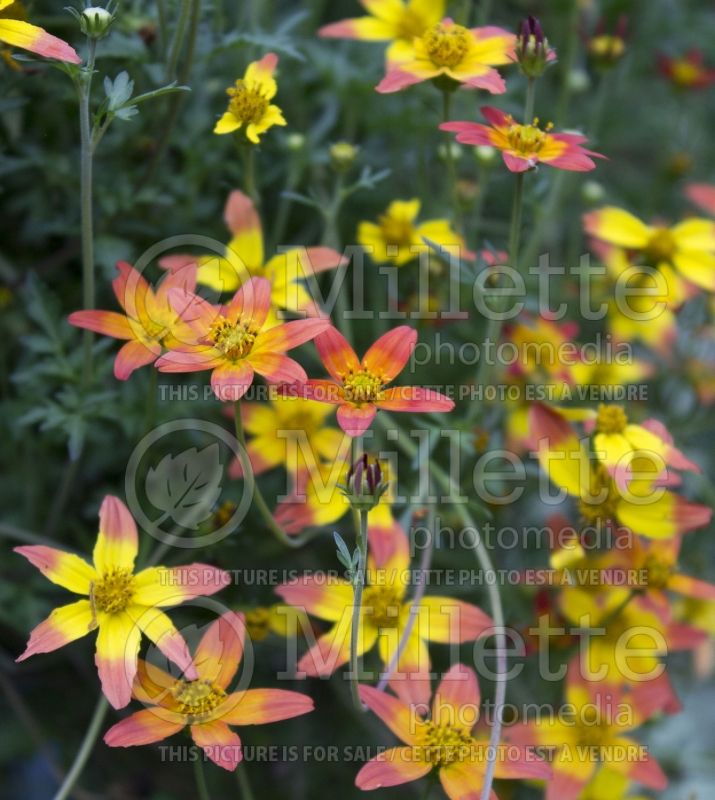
[225, 276, 272, 328]
[419, 597, 493, 643]
[14, 545, 96, 594]
[362, 326, 417, 381]
[132, 564, 230, 607]
[210, 360, 255, 402]
[96, 611, 142, 709]
[0, 19, 81, 63]
[104, 707, 184, 747]
[93, 495, 138, 573]
[377, 386, 454, 413]
[67, 310, 134, 340]
[431, 663, 480, 731]
[355, 747, 431, 790]
[337, 402, 377, 436]
[358, 684, 426, 745]
[276, 575, 354, 621]
[16, 599, 94, 662]
[114, 339, 160, 380]
[247, 352, 307, 385]
[220, 688, 314, 725]
[193, 612, 245, 689]
[190, 721, 242, 771]
[128, 605, 197, 681]
[254, 317, 333, 355]
[314, 326, 361, 380]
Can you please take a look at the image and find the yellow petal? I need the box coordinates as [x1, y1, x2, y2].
[214, 111, 241, 135]
[584, 207, 651, 248]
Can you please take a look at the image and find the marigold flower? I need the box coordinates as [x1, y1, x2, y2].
[357, 198, 474, 266]
[355, 665, 551, 797]
[154, 277, 331, 402]
[583, 206, 715, 291]
[104, 612, 314, 770]
[297, 325, 454, 436]
[376, 19, 515, 94]
[0, 0, 80, 63]
[442, 106, 604, 172]
[68, 261, 197, 380]
[319, 0, 446, 65]
[214, 53, 286, 142]
[15, 496, 228, 709]
[658, 49, 715, 89]
[277, 526, 493, 703]
[160, 190, 346, 326]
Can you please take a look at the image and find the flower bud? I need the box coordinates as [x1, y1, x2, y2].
[73, 5, 115, 40]
[587, 16, 627, 71]
[581, 180, 606, 205]
[285, 132, 305, 152]
[515, 16, 553, 78]
[437, 141, 462, 163]
[343, 454, 388, 511]
[474, 145, 497, 166]
[330, 141, 359, 171]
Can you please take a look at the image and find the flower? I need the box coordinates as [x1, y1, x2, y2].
[297, 325, 454, 436]
[154, 277, 331, 402]
[357, 198, 474, 266]
[529, 403, 712, 540]
[514, 15, 556, 78]
[227, 395, 348, 479]
[376, 19, 515, 94]
[0, 0, 80, 63]
[104, 612, 314, 770]
[244, 604, 311, 642]
[658, 49, 715, 89]
[319, 0, 446, 65]
[441, 106, 604, 172]
[685, 182, 715, 216]
[68, 261, 198, 380]
[160, 190, 346, 326]
[585, 16, 627, 71]
[277, 526, 493, 704]
[214, 53, 286, 142]
[343, 453, 390, 511]
[355, 665, 551, 797]
[15, 496, 228, 709]
[583, 206, 715, 291]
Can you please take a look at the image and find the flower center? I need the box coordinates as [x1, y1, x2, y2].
[92, 568, 135, 614]
[362, 586, 402, 629]
[589, 34, 625, 60]
[227, 81, 270, 124]
[506, 118, 553, 155]
[419, 722, 474, 766]
[576, 708, 611, 747]
[172, 678, 227, 722]
[595, 403, 628, 434]
[578, 465, 619, 524]
[642, 555, 672, 590]
[378, 213, 415, 248]
[645, 227, 676, 263]
[423, 23, 471, 68]
[395, 8, 428, 40]
[209, 319, 257, 360]
[671, 60, 701, 86]
[245, 607, 272, 641]
[342, 370, 384, 404]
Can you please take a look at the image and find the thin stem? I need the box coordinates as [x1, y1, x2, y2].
[0, 521, 55, 546]
[233, 401, 319, 549]
[166, 0, 191, 80]
[349, 508, 369, 711]
[554, 0, 580, 127]
[156, 0, 168, 60]
[193, 756, 211, 800]
[144, 367, 158, 434]
[235, 760, 256, 800]
[322, 174, 351, 342]
[240, 142, 259, 205]
[523, 77, 536, 123]
[52, 694, 109, 800]
[442, 89, 459, 228]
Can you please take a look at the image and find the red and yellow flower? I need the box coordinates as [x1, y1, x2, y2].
[376, 19, 515, 94]
[0, 0, 80, 63]
[298, 325, 454, 436]
[657, 49, 715, 89]
[69, 260, 197, 380]
[356, 665, 551, 798]
[154, 277, 331, 402]
[214, 53, 286, 142]
[104, 612, 314, 770]
[15, 496, 228, 709]
[160, 190, 346, 326]
[319, 0, 446, 65]
[686, 182, 715, 217]
[357, 198, 474, 266]
[442, 106, 604, 172]
[583, 206, 715, 291]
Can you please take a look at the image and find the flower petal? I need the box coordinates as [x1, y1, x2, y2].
[128, 605, 197, 680]
[193, 611, 245, 689]
[0, 18, 81, 63]
[211, 360, 255, 402]
[254, 317, 333, 355]
[16, 599, 94, 662]
[418, 597, 493, 643]
[355, 747, 431, 790]
[313, 326, 361, 380]
[95, 611, 142, 709]
[378, 386, 454, 413]
[358, 684, 427, 746]
[190, 721, 242, 771]
[431, 663, 480, 731]
[93, 495, 138, 574]
[104, 707, 185, 747]
[276, 575, 354, 621]
[337, 402, 377, 436]
[247, 352, 307, 385]
[132, 564, 230, 607]
[114, 339, 160, 380]
[14, 545, 96, 594]
[583, 207, 651, 248]
[67, 310, 134, 340]
[362, 326, 417, 381]
[220, 688, 314, 725]
[224, 190, 264, 271]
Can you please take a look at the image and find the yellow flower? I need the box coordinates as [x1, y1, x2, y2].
[357, 199, 472, 266]
[244, 604, 311, 641]
[214, 52, 286, 143]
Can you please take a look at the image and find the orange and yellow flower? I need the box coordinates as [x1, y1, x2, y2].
[583, 206, 715, 291]
[160, 190, 346, 326]
[376, 19, 515, 94]
[319, 0, 446, 65]
[69, 260, 197, 380]
[154, 277, 331, 402]
[298, 325, 454, 436]
[214, 53, 286, 142]
[442, 106, 604, 172]
[15, 496, 228, 709]
[0, 0, 80, 63]
[104, 612, 314, 770]
[356, 665, 551, 797]
[657, 49, 715, 89]
[357, 198, 474, 266]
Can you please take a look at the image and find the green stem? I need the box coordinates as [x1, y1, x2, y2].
[554, 0, 580, 127]
[193, 756, 211, 800]
[144, 367, 158, 434]
[0, 521, 55, 546]
[166, 0, 191, 80]
[523, 77, 536, 123]
[476, 0, 493, 26]
[79, 38, 97, 387]
[235, 760, 256, 800]
[233, 401, 319, 549]
[240, 142, 259, 205]
[442, 89, 460, 228]
[156, 0, 168, 60]
[52, 694, 108, 800]
[350, 509, 369, 711]
[322, 175, 351, 342]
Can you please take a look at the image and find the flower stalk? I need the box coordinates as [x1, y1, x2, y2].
[349, 507, 369, 711]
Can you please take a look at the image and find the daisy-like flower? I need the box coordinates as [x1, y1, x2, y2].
[583, 206, 715, 291]
[154, 277, 331, 402]
[214, 53, 286, 142]
[15, 496, 228, 709]
[0, 0, 80, 63]
[657, 49, 715, 89]
[104, 612, 314, 770]
[357, 198, 474, 267]
[160, 190, 346, 326]
[356, 665, 551, 797]
[243, 604, 311, 642]
[227, 395, 348, 479]
[529, 403, 712, 540]
[319, 0, 446, 65]
[298, 325, 455, 437]
[277, 526, 493, 704]
[442, 106, 604, 172]
[686, 182, 715, 218]
[68, 261, 197, 380]
[376, 18, 515, 94]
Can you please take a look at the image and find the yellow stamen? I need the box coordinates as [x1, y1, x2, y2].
[423, 22, 471, 68]
[419, 722, 474, 766]
[645, 227, 676, 264]
[579, 465, 619, 524]
[226, 80, 270, 124]
[362, 585, 402, 629]
[91, 568, 135, 614]
[342, 370, 384, 405]
[506, 120, 552, 155]
[209, 319, 257, 360]
[595, 403, 628, 434]
[172, 678, 227, 723]
[377, 213, 415, 248]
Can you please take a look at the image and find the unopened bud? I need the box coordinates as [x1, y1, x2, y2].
[438, 141, 462, 162]
[343, 454, 388, 511]
[587, 16, 627, 71]
[474, 145, 497, 166]
[515, 16, 553, 78]
[330, 141, 359, 171]
[76, 5, 115, 39]
[286, 132, 305, 151]
[581, 180, 606, 205]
